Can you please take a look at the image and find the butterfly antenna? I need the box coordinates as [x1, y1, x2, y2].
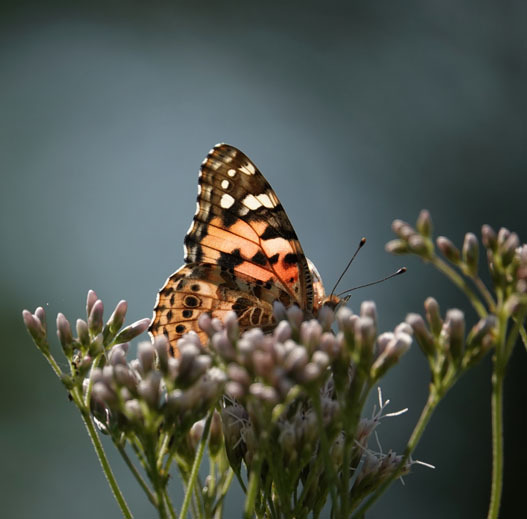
[329, 237, 367, 298]
[337, 267, 407, 298]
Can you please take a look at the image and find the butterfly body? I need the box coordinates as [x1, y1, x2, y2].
[150, 144, 340, 355]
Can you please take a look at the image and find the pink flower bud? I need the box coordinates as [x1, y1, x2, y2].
[88, 300, 104, 337]
[114, 318, 151, 344]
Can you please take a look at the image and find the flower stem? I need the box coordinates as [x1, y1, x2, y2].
[164, 487, 178, 519]
[73, 391, 133, 519]
[244, 452, 263, 519]
[310, 390, 339, 514]
[43, 350, 64, 379]
[431, 257, 487, 318]
[212, 469, 235, 518]
[487, 308, 508, 519]
[487, 366, 504, 519]
[180, 410, 213, 519]
[116, 442, 157, 505]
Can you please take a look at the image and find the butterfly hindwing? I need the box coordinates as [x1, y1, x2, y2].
[184, 144, 314, 311]
[150, 263, 291, 354]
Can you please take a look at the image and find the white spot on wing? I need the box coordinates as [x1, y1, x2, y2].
[243, 194, 262, 210]
[269, 191, 279, 205]
[256, 193, 275, 208]
[227, 169, 237, 177]
[220, 193, 235, 209]
[221, 179, 229, 190]
[239, 162, 256, 175]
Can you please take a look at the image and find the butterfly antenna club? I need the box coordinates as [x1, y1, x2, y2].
[337, 267, 407, 298]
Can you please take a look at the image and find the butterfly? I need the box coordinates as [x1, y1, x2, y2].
[149, 144, 342, 356]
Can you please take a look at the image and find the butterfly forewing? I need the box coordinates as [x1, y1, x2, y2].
[184, 144, 313, 309]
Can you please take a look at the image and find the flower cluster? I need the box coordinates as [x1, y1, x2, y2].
[386, 210, 525, 397]
[406, 298, 496, 388]
[23, 291, 226, 475]
[198, 302, 412, 516]
[89, 337, 226, 447]
[22, 291, 151, 387]
[23, 289, 414, 518]
[386, 211, 527, 314]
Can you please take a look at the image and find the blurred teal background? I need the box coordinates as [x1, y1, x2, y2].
[1, 1, 526, 517]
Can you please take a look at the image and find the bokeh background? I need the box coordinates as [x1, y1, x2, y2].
[1, 1, 526, 517]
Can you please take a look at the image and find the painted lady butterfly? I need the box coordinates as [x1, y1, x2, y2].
[149, 144, 341, 356]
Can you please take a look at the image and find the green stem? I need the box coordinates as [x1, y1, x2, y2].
[194, 476, 205, 519]
[73, 391, 133, 518]
[154, 482, 169, 519]
[244, 452, 263, 519]
[157, 432, 171, 469]
[162, 487, 178, 519]
[310, 390, 339, 515]
[43, 350, 63, 379]
[487, 366, 504, 519]
[211, 469, 235, 518]
[116, 442, 157, 505]
[431, 257, 487, 318]
[143, 428, 169, 519]
[351, 388, 441, 518]
[474, 276, 496, 312]
[487, 309, 508, 519]
[340, 381, 372, 519]
[180, 411, 213, 519]
[505, 308, 527, 360]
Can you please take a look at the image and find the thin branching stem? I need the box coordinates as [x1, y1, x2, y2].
[162, 487, 178, 519]
[42, 349, 63, 379]
[71, 389, 133, 519]
[180, 411, 213, 519]
[116, 442, 157, 505]
[244, 452, 263, 519]
[430, 256, 487, 318]
[211, 469, 234, 518]
[473, 276, 496, 312]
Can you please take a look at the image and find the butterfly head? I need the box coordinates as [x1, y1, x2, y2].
[307, 258, 349, 314]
